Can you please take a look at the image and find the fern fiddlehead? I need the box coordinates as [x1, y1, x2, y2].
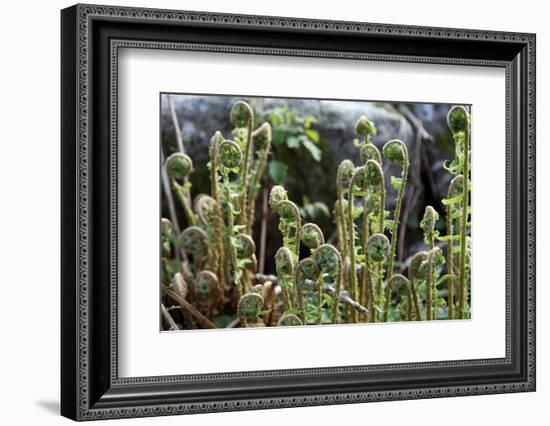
[364, 159, 386, 320]
[165, 152, 196, 226]
[194, 194, 225, 293]
[294, 258, 320, 323]
[207, 131, 229, 291]
[336, 159, 354, 258]
[235, 233, 256, 293]
[358, 142, 382, 315]
[354, 116, 379, 318]
[230, 101, 254, 226]
[347, 165, 367, 322]
[278, 313, 304, 326]
[447, 105, 471, 319]
[275, 246, 295, 312]
[313, 244, 344, 324]
[421, 205, 438, 250]
[238, 292, 265, 327]
[382, 139, 409, 321]
[366, 232, 390, 321]
[388, 274, 411, 321]
[301, 223, 325, 252]
[218, 139, 244, 298]
[180, 226, 209, 271]
[276, 200, 302, 258]
[420, 206, 439, 320]
[444, 175, 464, 319]
[409, 251, 428, 321]
[247, 122, 272, 232]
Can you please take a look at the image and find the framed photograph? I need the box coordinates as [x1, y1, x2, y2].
[61, 4, 536, 421]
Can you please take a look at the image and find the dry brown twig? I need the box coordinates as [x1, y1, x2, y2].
[160, 303, 179, 330]
[162, 286, 216, 329]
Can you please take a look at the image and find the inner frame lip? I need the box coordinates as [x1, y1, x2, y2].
[157, 91, 475, 334]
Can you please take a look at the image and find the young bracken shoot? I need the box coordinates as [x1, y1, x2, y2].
[161, 100, 471, 329]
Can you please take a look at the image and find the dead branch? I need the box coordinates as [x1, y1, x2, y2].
[161, 303, 180, 330]
[162, 286, 216, 329]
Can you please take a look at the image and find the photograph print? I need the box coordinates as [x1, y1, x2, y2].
[160, 94, 471, 331]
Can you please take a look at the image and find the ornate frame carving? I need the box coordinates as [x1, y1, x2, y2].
[61, 4, 535, 420]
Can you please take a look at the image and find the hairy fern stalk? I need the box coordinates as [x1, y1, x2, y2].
[161, 100, 471, 329]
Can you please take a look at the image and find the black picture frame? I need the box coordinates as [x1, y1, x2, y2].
[61, 4, 536, 421]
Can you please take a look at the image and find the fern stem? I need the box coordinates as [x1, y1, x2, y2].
[247, 131, 271, 232]
[347, 174, 361, 323]
[172, 180, 195, 226]
[207, 144, 227, 292]
[367, 267, 376, 322]
[223, 181, 243, 299]
[426, 249, 438, 321]
[410, 278, 422, 321]
[383, 162, 408, 321]
[317, 271, 324, 325]
[332, 258, 343, 324]
[294, 268, 305, 323]
[458, 126, 470, 319]
[446, 206, 455, 320]
[258, 185, 268, 274]
[338, 190, 348, 258]
[360, 197, 371, 311]
[239, 116, 254, 225]
[374, 185, 385, 322]
[406, 287, 413, 321]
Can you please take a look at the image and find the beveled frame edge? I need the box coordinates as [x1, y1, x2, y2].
[61, 3, 536, 421]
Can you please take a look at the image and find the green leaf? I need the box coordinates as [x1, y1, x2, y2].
[384, 219, 395, 231]
[305, 129, 320, 143]
[435, 274, 459, 287]
[390, 176, 402, 191]
[227, 166, 240, 175]
[301, 139, 322, 161]
[215, 314, 236, 328]
[304, 114, 318, 128]
[272, 128, 285, 146]
[286, 136, 300, 148]
[354, 189, 369, 198]
[268, 160, 288, 184]
[436, 234, 460, 241]
[322, 293, 334, 307]
[313, 202, 330, 218]
[304, 204, 315, 219]
[442, 194, 463, 206]
[181, 182, 193, 192]
[232, 224, 247, 233]
[237, 258, 251, 269]
[269, 110, 283, 125]
[229, 203, 241, 215]
[351, 206, 364, 219]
